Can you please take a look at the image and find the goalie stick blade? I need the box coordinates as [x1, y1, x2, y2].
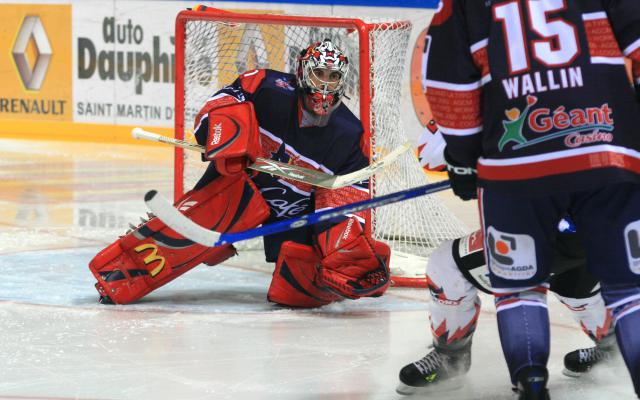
[144, 190, 221, 247]
[145, 180, 452, 248]
[328, 142, 411, 189]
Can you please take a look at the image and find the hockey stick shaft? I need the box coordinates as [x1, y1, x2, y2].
[132, 127, 205, 153]
[145, 180, 451, 248]
[132, 127, 409, 189]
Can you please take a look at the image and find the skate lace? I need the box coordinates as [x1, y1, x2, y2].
[414, 351, 444, 375]
[578, 347, 607, 363]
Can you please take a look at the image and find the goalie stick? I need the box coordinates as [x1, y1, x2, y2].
[145, 180, 451, 248]
[132, 127, 410, 189]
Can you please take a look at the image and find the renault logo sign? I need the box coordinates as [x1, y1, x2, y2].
[12, 16, 52, 90]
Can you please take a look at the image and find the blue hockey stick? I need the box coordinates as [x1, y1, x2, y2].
[144, 180, 451, 248]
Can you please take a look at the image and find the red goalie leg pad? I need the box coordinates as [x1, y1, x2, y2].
[267, 241, 342, 308]
[316, 217, 392, 299]
[90, 241, 237, 304]
[89, 173, 270, 304]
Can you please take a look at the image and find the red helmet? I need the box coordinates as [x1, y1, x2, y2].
[296, 39, 349, 116]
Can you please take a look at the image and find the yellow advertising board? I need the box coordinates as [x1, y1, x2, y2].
[0, 4, 72, 122]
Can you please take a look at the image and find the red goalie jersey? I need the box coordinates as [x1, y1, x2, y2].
[426, 0, 640, 196]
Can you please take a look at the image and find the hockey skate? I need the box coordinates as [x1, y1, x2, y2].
[562, 343, 617, 377]
[396, 344, 471, 395]
[513, 366, 550, 400]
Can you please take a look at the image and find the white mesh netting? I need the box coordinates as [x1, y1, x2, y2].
[176, 11, 468, 280]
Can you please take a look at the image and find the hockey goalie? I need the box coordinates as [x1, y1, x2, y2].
[88, 33, 390, 307]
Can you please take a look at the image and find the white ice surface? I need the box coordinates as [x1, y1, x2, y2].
[0, 247, 636, 400]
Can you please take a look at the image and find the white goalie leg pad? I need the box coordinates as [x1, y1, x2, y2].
[555, 291, 614, 343]
[427, 239, 481, 350]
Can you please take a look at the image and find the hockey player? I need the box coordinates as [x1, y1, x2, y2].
[397, 220, 617, 395]
[88, 38, 391, 308]
[425, 1, 640, 399]
[400, 129, 616, 394]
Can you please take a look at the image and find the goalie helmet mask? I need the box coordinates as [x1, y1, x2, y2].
[296, 39, 349, 120]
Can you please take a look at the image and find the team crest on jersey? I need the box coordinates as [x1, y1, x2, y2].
[624, 220, 640, 274]
[486, 226, 537, 280]
[275, 78, 295, 92]
[498, 95, 614, 152]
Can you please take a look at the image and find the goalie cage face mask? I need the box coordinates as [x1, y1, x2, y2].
[296, 39, 349, 117]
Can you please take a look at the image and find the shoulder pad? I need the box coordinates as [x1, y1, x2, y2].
[239, 69, 267, 94]
[430, 0, 454, 26]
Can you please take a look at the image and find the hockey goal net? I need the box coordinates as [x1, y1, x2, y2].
[174, 8, 468, 286]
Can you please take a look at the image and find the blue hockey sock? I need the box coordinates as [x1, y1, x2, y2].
[495, 289, 550, 385]
[601, 283, 640, 397]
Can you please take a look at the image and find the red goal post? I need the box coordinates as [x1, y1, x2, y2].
[173, 7, 468, 287]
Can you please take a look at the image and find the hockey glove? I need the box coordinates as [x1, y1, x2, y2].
[417, 120, 446, 171]
[444, 149, 477, 201]
[315, 217, 391, 299]
[193, 98, 262, 176]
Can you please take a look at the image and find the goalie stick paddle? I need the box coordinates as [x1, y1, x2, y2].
[132, 127, 410, 189]
[144, 180, 452, 248]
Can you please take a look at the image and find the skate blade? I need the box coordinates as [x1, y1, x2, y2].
[511, 387, 550, 400]
[396, 378, 464, 396]
[561, 367, 584, 378]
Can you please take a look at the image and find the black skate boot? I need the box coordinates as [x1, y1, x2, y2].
[396, 344, 471, 395]
[514, 366, 550, 400]
[562, 343, 616, 377]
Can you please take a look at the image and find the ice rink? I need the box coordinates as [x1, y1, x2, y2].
[0, 138, 636, 400]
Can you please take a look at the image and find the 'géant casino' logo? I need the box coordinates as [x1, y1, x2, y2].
[498, 95, 615, 152]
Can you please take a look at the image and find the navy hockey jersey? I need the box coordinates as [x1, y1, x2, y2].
[194, 69, 370, 261]
[426, 0, 640, 195]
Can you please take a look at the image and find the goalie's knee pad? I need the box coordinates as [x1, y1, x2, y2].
[89, 173, 270, 304]
[267, 241, 342, 308]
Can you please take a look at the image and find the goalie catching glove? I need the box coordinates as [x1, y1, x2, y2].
[267, 217, 391, 307]
[316, 217, 391, 299]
